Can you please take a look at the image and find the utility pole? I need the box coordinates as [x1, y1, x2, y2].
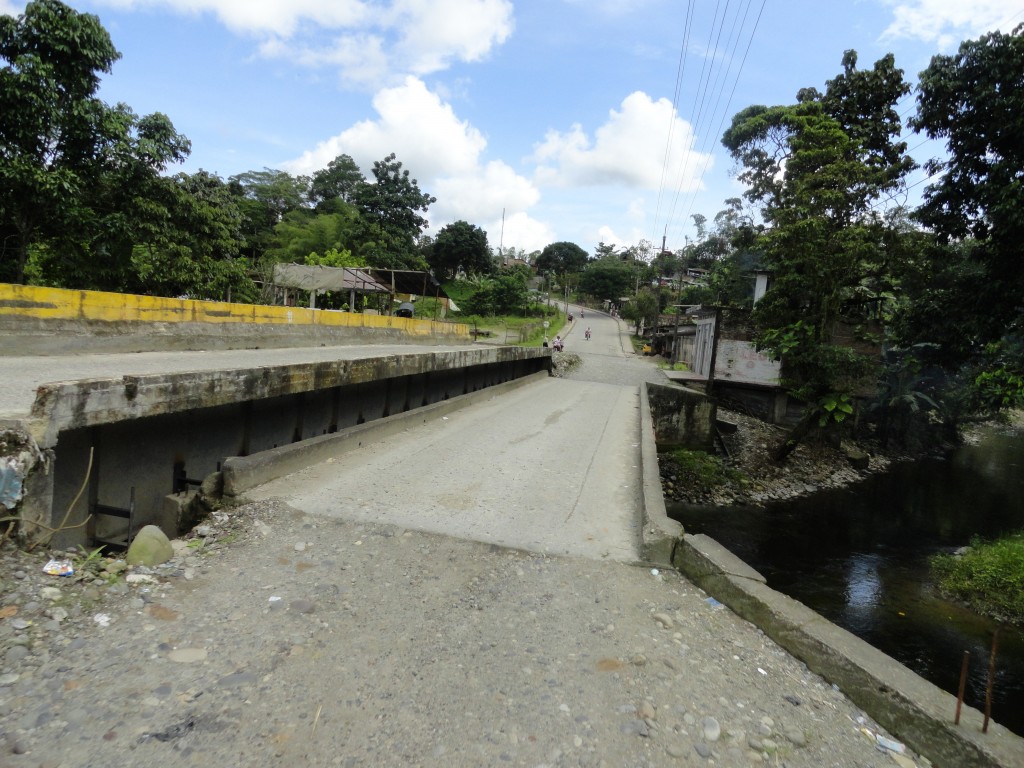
[705, 305, 723, 397]
[499, 208, 505, 266]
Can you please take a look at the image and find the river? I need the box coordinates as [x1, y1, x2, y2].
[669, 424, 1024, 737]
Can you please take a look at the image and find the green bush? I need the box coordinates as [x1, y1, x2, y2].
[931, 533, 1024, 625]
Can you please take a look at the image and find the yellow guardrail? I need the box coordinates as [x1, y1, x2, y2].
[0, 283, 470, 338]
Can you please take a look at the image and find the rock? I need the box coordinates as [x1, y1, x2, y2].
[167, 647, 207, 663]
[784, 728, 806, 747]
[289, 599, 315, 614]
[694, 742, 712, 758]
[39, 586, 62, 601]
[126, 525, 174, 566]
[702, 716, 721, 742]
[842, 443, 870, 470]
[652, 612, 674, 629]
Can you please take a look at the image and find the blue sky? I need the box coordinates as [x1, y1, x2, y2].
[4, 0, 1023, 256]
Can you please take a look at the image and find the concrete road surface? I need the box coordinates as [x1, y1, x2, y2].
[245, 307, 659, 562]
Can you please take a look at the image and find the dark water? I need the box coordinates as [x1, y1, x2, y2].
[669, 426, 1024, 736]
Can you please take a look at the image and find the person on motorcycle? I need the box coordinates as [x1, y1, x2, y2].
[585, 328, 591, 340]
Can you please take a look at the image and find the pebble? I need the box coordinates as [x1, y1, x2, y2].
[289, 599, 315, 614]
[785, 728, 807, 747]
[701, 716, 721, 742]
[5, 646, 29, 665]
[694, 742, 712, 758]
[652, 612, 674, 629]
[167, 648, 207, 663]
[39, 587, 62, 601]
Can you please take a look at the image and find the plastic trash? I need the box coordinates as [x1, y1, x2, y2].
[876, 734, 906, 754]
[705, 597, 724, 609]
[42, 559, 74, 577]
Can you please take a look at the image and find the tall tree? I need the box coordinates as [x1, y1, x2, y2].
[353, 152, 435, 270]
[723, 51, 914, 458]
[429, 220, 492, 280]
[535, 241, 589, 276]
[0, 0, 193, 284]
[129, 170, 249, 300]
[578, 257, 633, 303]
[901, 24, 1024, 400]
[309, 154, 365, 209]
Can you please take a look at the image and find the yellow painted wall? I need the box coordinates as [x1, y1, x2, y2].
[0, 283, 470, 338]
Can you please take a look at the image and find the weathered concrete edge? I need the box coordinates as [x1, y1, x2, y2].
[673, 533, 1024, 768]
[638, 382, 684, 565]
[223, 370, 551, 497]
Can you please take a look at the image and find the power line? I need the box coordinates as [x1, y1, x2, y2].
[661, 0, 766, 248]
[651, 0, 696, 247]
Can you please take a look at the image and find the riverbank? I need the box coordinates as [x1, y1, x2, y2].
[659, 407, 908, 507]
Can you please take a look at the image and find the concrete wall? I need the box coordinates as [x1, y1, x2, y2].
[0, 283, 471, 354]
[645, 382, 717, 451]
[16, 346, 550, 549]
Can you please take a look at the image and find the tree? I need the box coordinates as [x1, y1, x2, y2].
[128, 170, 249, 300]
[621, 288, 660, 334]
[26, 109, 192, 291]
[578, 257, 633, 303]
[229, 168, 308, 224]
[900, 25, 1024, 407]
[353, 153, 435, 270]
[723, 51, 914, 458]
[267, 205, 363, 265]
[309, 154, 365, 209]
[429, 220, 492, 280]
[0, 0, 193, 284]
[535, 241, 589, 276]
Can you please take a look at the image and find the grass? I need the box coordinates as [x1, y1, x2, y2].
[931, 532, 1024, 625]
[663, 448, 745, 497]
[457, 311, 568, 346]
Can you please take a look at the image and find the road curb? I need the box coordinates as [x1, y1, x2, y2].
[672, 532, 1024, 767]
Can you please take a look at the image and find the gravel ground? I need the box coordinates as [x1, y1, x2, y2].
[0, 501, 924, 768]
[0, 334, 929, 767]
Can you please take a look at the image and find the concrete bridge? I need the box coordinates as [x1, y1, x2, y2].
[1, 283, 1023, 767]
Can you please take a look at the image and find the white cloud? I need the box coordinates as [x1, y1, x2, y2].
[285, 76, 486, 178]
[531, 91, 712, 192]
[284, 76, 547, 249]
[99, 0, 369, 36]
[95, 0, 514, 86]
[0, 1, 23, 17]
[391, 0, 515, 74]
[881, 0, 1023, 48]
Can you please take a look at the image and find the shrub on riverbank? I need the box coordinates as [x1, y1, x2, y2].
[660, 449, 746, 504]
[931, 533, 1024, 625]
